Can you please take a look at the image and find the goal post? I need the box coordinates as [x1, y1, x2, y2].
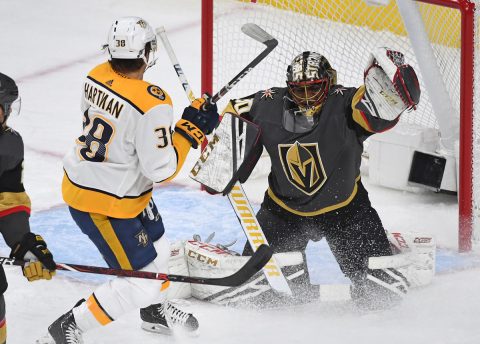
[201, 0, 479, 252]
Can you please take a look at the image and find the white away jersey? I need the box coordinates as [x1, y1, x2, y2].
[62, 62, 183, 218]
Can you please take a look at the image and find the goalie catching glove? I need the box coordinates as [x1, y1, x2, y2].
[10, 233, 56, 281]
[363, 47, 420, 121]
[175, 94, 219, 149]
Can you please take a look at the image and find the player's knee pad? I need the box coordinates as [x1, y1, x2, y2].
[93, 236, 172, 319]
[124, 235, 171, 303]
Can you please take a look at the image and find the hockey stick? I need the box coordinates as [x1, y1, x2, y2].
[157, 23, 278, 105]
[0, 244, 271, 287]
[157, 24, 292, 296]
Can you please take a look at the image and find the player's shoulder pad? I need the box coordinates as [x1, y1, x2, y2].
[0, 127, 23, 157]
[88, 62, 172, 115]
[4, 127, 20, 137]
[121, 81, 172, 115]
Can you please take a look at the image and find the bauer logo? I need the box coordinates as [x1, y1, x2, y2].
[147, 85, 166, 100]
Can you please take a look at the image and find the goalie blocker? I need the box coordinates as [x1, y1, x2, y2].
[165, 231, 435, 307]
[190, 112, 262, 194]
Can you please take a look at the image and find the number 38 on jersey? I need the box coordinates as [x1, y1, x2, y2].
[77, 113, 115, 162]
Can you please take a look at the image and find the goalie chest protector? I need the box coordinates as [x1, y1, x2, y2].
[247, 86, 365, 216]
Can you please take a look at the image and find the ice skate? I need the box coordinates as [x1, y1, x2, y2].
[140, 301, 199, 335]
[36, 310, 83, 344]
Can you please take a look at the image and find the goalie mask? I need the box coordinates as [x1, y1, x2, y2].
[283, 52, 336, 133]
[0, 73, 21, 129]
[105, 16, 158, 69]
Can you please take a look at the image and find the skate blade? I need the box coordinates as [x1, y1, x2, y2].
[35, 333, 55, 344]
[141, 321, 173, 335]
[141, 322, 199, 337]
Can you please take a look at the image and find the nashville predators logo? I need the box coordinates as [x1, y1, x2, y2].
[135, 229, 149, 247]
[278, 142, 327, 195]
[147, 85, 166, 100]
[137, 20, 148, 29]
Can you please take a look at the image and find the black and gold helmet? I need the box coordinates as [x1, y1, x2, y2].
[286, 51, 337, 117]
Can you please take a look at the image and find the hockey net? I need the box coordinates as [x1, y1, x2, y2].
[201, 0, 480, 251]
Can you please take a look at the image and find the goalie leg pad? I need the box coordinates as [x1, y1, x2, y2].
[387, 231, 436, 288]
[185, 240, 314, 307]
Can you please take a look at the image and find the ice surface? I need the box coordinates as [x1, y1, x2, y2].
[1, 0, 479, 343]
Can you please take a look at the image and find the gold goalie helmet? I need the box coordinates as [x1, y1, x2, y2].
[283, 51, 337, 133]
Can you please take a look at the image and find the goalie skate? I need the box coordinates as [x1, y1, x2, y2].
[140, 301, 199, 336]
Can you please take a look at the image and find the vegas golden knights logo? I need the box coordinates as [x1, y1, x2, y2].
[278, 141, 327, 195]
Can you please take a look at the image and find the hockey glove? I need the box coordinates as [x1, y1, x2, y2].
[175, 94, 219, 148]
[10, 232, 56, 281]
[364, 48, 420, 120]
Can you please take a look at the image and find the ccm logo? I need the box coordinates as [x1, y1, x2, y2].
[414, 237, 432, 244]
[187, 250, 219, 267]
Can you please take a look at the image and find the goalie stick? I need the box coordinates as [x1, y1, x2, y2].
[157, 24, 292, 296]
[0, 244, 272, 287]
[157, 23, 278, 105]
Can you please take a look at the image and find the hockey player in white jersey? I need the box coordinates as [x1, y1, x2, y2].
[39, 17, 219, 344]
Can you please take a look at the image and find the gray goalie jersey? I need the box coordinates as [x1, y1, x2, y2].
[224, 85, 399, 216]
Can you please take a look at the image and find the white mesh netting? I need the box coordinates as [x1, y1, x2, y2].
[209, 0, 480, 245]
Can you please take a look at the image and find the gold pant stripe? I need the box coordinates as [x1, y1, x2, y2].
[89, 213, 133, 270]
[268, 176, 361, 217]
[87, 294, 113, 326]
[0, 191, 31, 212]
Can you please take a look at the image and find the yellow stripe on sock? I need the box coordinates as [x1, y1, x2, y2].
[160, 280, 170, 291]
[87, 295, 113, 326]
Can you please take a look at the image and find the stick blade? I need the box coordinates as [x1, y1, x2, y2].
[214, 244, 273, 287]
[241, 23, 278, 48]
